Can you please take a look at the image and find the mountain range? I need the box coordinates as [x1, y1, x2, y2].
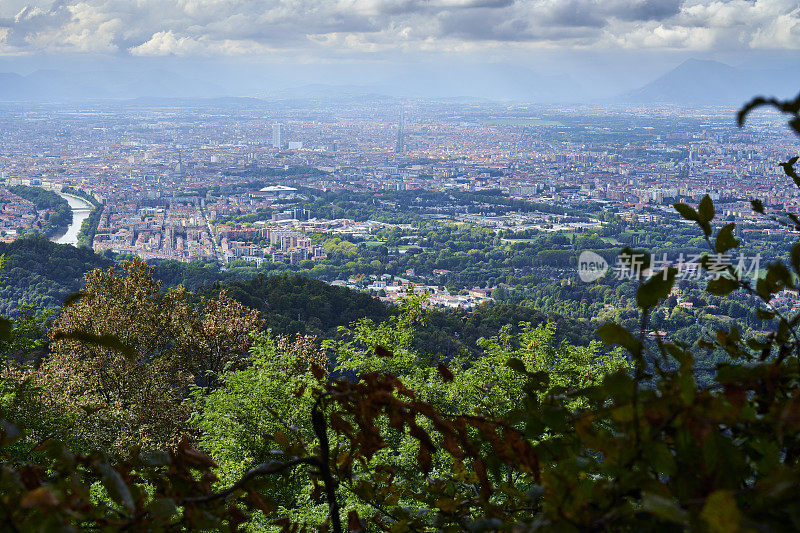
[622, 59, 800, 106]
[0, 69, 224, 101]
[0, 59, 797, 105]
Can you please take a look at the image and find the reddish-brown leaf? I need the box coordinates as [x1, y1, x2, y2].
[348, 510, 364, 532]
[181, 447, 218, 468]
[374, 345, 393, 358]
[20, 487, 59, 508]
[310, 364, 326, 381]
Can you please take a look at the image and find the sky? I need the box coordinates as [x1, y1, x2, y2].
[0, 0, 798, 98]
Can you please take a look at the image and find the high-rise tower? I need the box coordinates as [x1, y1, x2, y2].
[272, 123, 283, 149]
[395, 109, 405, 153]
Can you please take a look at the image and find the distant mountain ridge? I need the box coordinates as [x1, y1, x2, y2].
[0, 69, 226, 102]
[0, 59, 797, 105]
[261, 65, 586, 103]
[0, 64, 588, 103]
[623, 59, 800, 106]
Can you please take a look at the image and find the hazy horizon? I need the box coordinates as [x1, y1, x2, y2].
[0, 1, 798, 102]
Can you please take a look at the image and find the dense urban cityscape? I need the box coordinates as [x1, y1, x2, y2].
[1, 98, 798, 308]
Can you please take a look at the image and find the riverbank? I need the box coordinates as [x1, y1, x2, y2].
[9, 185, 72, 239]
[52, 193, 94, 246]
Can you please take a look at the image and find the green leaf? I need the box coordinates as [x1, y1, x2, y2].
[52, 330, 135, 359]
[636, 268, 677, 310]
[755, 278, 771, 300]
[701, 490, 742, 533]
[642, 492, 688, 524]
[678, 370, 695, 406]
[706, 276, 738, 296]
[506, 357, 527, 374]
[746, 338, 770, 352]
[645, 442, 677, 476]
[523, 371, 550, 393]
[664, 342, 694, 368]
[618, 247, 651, 277]
[698, 195, 715, 223]
[755, 309, 775, 320]
[540, 405, 569, 432]
[601, 372, 635, 402]
[139, 450, 171, 467]
[147, 497, 177, 522]
[0, 317, 11, 342]
[673, 203, 698, 221]
[791, 243, 800, 275]
[716, 362, 769, 384]
[0, 419, 22, 446]
[62, 291, 88, 308]
[98, 463, 135, 512]
[765, 262, 792, 292]
[596, 323, 641, 355]
[714, 223, 739, 253]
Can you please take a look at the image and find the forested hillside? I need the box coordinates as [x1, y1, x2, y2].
[0, 236, 112, 314]
[199, 273, 596, 352]
[1, 238, 597, 350]
[198, 273, 393, 338]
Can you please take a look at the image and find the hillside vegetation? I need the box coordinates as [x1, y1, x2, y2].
[0, 236, 112, 314]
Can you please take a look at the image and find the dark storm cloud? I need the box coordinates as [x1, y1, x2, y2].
[437, 10, 534, 41]
[612, 0, 683, 22]
[376, 0, 515, 15]
[436, 5, 603, 42]
[542, 1, 608, 28]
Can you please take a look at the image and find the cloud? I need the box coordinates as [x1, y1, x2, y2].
[129, 31, 201, 56]
[0, 0, 797, 58]
[750, 11, 800, 49]
[610, 22, 718, 49]
[130, 30, 279, 56]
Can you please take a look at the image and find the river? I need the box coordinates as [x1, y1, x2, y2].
[52, 193, 94, 246]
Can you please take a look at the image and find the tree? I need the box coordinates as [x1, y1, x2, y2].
[490, 285, 507, 301]
[189, 291, 627, 530]
[26, 258, 262, 455]
[179, 289, 264, 387]
[0, 302, 54, 368]
[191, 332, 327, 528]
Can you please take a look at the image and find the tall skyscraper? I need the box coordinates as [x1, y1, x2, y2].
[272, 123, 283, 149]
[395, 109, 404, 153]
[174, 149, 184, 175]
